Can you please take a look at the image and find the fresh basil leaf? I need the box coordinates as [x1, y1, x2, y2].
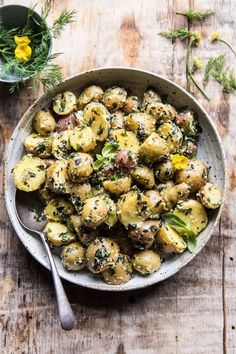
[187, 232, 197, 253]
[102, 142, 119, 157]
[93, 157, 106, 171]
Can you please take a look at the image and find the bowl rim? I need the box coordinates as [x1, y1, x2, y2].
[4, 66, 227, 291]
[0, 4, 52, 83]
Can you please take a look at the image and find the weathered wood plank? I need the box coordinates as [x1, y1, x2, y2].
[0, 0, 235, 353]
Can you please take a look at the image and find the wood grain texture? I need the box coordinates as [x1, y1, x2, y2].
[0, 0, 235, 353]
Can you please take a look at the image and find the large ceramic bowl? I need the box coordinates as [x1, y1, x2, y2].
[4, 67, 226, 291]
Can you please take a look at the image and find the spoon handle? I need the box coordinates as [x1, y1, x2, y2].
[39, 232, 75, 330]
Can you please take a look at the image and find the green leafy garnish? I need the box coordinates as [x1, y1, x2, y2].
[162, 212, 197, 253]
[93, 142, 119, 171]
[176, 9, 214, 23]
[159, 27, 194, 41]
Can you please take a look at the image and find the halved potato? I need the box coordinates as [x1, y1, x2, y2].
[46, 160, 71, 194]
[69, 126, 96, 152]
[156, 224, 187, 253]
[83, 102, 110, 141]
[77, 85, 104, 109]
[44, 221, 76, 246]
[53, 91, 77, 115]
[51, 131, 72, 160]
[109, 129, 140, 153]
[44, 198, 74, 221]
[124, 112, 155, 137]
[24, 133, 52, 158]
[197, 183, 222, 209]
[139, 132, 170, 162]
[103, 176, 131, 195]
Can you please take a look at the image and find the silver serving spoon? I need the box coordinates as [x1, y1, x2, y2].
[15, 189, 75, 331]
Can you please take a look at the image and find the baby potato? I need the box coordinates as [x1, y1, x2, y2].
[38, 184, 55, 203]
[174, 199, 208, 235]
[68, 152, 93, 182]
[147, 102, 177, 122]
[144, 190, 165, 218]
[132, 250, 161, 275]
[157, 122, 183, 153]
[175, 159, 208, 193]
[197, 183, 222, 209]
[123, 95, 139, 114]
[102, 86, 127, 112]
[110, 129, 140, 153]
[46, 160, 71, 194]
[24, 133, 52, 158]
[175, 110, 198, 137]
[77, 85, 104, 109]
[103, 195, 118, 227]
[102, 254, 133, 285]
[155, 160, 175, 182]
[55, 113, 77, 133]
[156, 224, 187, 253]
[13, 155, 46, 192]
[129, 220, 160, 249]
[44, 198, 74, 221]
[139, 133, 170, 162]
[83, 102, 110, 141]
[52, 131, 72, 160]
[103, 176, 132, 195]
[70, 182, 92, 201]
[131, 165, 155, 189]
[53, 91, 77, 115]
[86, 238, 120, 273]
[161, 182, 191, 210]
[124, 112, 155, 138]
[61, 242, 86, 271]
[70, 215, 99, 246]
[115, 150, 138, 169]
[44, 221, 76, 247]
[34, 110, 56, 135]
[69, 126, 96, 152]
[117, 191, 151, 228]
[156, 180, 175, 192]
[81, 196, 108, 228]
[141, 89, 162, 111]
[110, 110, 125, 129]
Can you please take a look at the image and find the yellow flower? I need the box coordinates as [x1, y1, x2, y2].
[15, 43, 32, 62]
[171, 154, 189, 170]
[193, 31, 201, 46]
[211, 32, 219, 42]
[14, 35, 31, 45]
[193, 56, 202, 70]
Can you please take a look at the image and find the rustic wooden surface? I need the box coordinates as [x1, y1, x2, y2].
[0, 0, 235, 353]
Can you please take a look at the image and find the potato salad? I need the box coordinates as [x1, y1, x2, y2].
[13, 85, 222, 285]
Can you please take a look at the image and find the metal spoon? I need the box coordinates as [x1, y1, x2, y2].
[15, 189, 75, 331]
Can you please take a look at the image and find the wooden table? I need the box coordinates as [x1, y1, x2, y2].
[0, 0, 235, 353]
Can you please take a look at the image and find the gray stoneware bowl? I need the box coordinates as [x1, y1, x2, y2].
[4, 67, 226, 291]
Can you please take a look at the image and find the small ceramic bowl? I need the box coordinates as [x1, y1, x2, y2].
[4, 67, 226, 291]
[0, 4, 52, 83]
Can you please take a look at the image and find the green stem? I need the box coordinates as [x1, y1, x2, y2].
[219, 38, 236, 57]
[186, 39, 210, 100]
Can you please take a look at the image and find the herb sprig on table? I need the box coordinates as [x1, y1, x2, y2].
[0, 0, 76, 93]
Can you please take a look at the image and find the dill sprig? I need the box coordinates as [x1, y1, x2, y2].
[176, 9, 214, 23]
[159, 27, 194, 41]
[204, 55, 236, 93]
[0, 0, 76, 93]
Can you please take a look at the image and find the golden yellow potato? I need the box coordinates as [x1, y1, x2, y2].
[103, 176, 131, 195]
[175, 159, 208, 193]
[34, 110, 56, 135]
[24, 133, 52, 158]
[157, 122, 183, 153]
[132, 250, 161, 274]
[44, 221, 76, 247]
[61, 242, 86, 271]
[124, 112, 155, 137]
[110, 129, 140, 153]
[68, 152, 93, 182]
[70, 182, 92, 201]
[13, 155, 46, 192]
[86, 238, 120, 273]
[131, 165, 155, 189]
[144, 190, 165, 218]
[155, 160, 175, 182]
[156, 225, 187, 253]
[44, 198, 74, 221]
[174, 199, 208, 235]
[69, 126, 96, 152]
[123, 95, 139, 114]
[81, 196, 108, 228]
[160, 182, 191, 209]
[139, 132, 170, 162]
[147, 102, 177, 122]
[51, 131, 72, 160]
[129, 220, 160, 249]
[103, 196, 118, 227]
[53, 91, 77, 115]
[110, 110, 125, 129]
[102, 86, 127, 112]
[83, 102, 110, 141]
[70, 215, 99, 246]
[46, 160, 71, 194]
[77, 85, 104, 109]
[197, 183, 222, 209]
[102, 254, 133, 285]
[117, 191, 151, 228]
[141, 89, 162, 111]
